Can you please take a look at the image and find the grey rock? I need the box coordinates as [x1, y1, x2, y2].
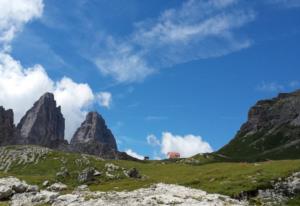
[17, 93, 66, 148]
[70, 112, 118, 158]
[56, 167, 69, 179]
[105, 163, 119, 172]
[0, 177, 29, 200]
[78, 167, 95, 183]
[42, 180, 50, 187]
[47, 182, 67, 192]
[93, 170, 101, 176]
[0, 185, 13, 200]
[127, 168, 141, 179]
[0, 106, 16, 146]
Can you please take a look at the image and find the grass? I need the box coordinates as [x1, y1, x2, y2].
[1, 145, 300, 200]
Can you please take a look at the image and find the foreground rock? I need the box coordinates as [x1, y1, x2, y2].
[0, 106, 16, 146]
[17, 93, 66, 148]
[7, 180, 246, 206]
[219, 89, 300, 161]
[0, 177, 33, 200]
[70, 112, 118, 159]
[255, 172, 300, 205]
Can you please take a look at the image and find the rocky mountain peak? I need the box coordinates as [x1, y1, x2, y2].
[17, 92, 65, 148]
[70, 111, 118, 158]
[218, 89, 300, 161]
[0, 106, 16, 146]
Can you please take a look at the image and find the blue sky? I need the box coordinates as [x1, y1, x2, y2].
[1, 0, 300, 159]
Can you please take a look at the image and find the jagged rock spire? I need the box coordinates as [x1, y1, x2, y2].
[70, 111, 118, 158]
[17, 92, 65, 148]
[0, 106, 16, 146]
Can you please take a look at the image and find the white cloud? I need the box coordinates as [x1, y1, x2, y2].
[54, 78, 94, 139]
[94, 40, 154, 83]
[0, 0, 44, 49]
[0, 53, 96, 140]
[256, 81, 300, 93]
[256, 82, 285, 92]
[96, 92, 112, 108]
[94, 0, 254, 83]
[289, 80, 300, 88]
[125, 149, 144, 160]
[146, 132, 213, 158]
[0, 0, 103, 140]
[267, 0, 300, 8]
[145, 116, 168, 121]
[160, 132, 213, 158]
[146, 134, 160, 146]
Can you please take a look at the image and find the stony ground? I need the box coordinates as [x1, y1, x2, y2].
[0, 146, 50, 172]
[0, 177, 246, 206]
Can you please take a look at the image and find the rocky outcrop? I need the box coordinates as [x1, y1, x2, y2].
[218, 89, 300, 161]
[17, 93, 66, 148]
[70, 112, 118, 158]
[0, 106, 16, 146]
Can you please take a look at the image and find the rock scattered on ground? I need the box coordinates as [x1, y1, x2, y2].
[126, 168, 141, 179]
[47, 182, 67, 192]
[77, 167, 95, 183]
[256, 172, 300, 205]
[5, 178, 246, 206]
[0, 145, 50, 172]
[0, 177, 34, 200]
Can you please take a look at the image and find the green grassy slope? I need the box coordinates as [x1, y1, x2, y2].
[1, 145, 300, 199]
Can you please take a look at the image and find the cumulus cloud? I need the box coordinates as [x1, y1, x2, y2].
[125, 149, 144, 160]
[94, 0, 255, 83]
[146, 132, 213, 158]
[0, 0, 44, 49]
[146, 134, 160, 146]
[96, 92, 112, 108]
[0, 53, 95, 139]
[0, 0, 104, 140]
[161, 132, 213, 158]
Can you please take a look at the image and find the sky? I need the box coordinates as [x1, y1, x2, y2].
[0, 0, 300, 160]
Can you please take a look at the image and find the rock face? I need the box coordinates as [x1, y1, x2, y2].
[17, 93, 65, 148]
[0, 106, 16, 146]
[70, 112, 118, 158]
[218, 90, 300, 161]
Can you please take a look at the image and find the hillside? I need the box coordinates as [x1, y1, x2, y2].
[0, 145, 300, 205]
[218, 90, 300, 161]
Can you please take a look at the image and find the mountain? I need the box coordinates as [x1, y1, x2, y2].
[70, 112, 119, 159]
[218, 89, 300, 161]
[0, 106, 16, 146]
[17, 93, 66, 148]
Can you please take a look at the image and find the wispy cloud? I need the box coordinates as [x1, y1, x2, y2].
[256, 81, 285, 92]
[266, 0, 300, 8]
[93, 0, 255, 83]
[145, 116, 168, 121]
[96, 91, 112, 108]
[256, 80, 300, 92]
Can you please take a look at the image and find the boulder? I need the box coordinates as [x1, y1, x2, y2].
[47, 182, 67, 192]
[78, 167, 95, 183]
[105, 163, 119, 172]
[0, 185, 13, 200]
[17, 93, 65, 148]
[127, 168, 141, 179]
